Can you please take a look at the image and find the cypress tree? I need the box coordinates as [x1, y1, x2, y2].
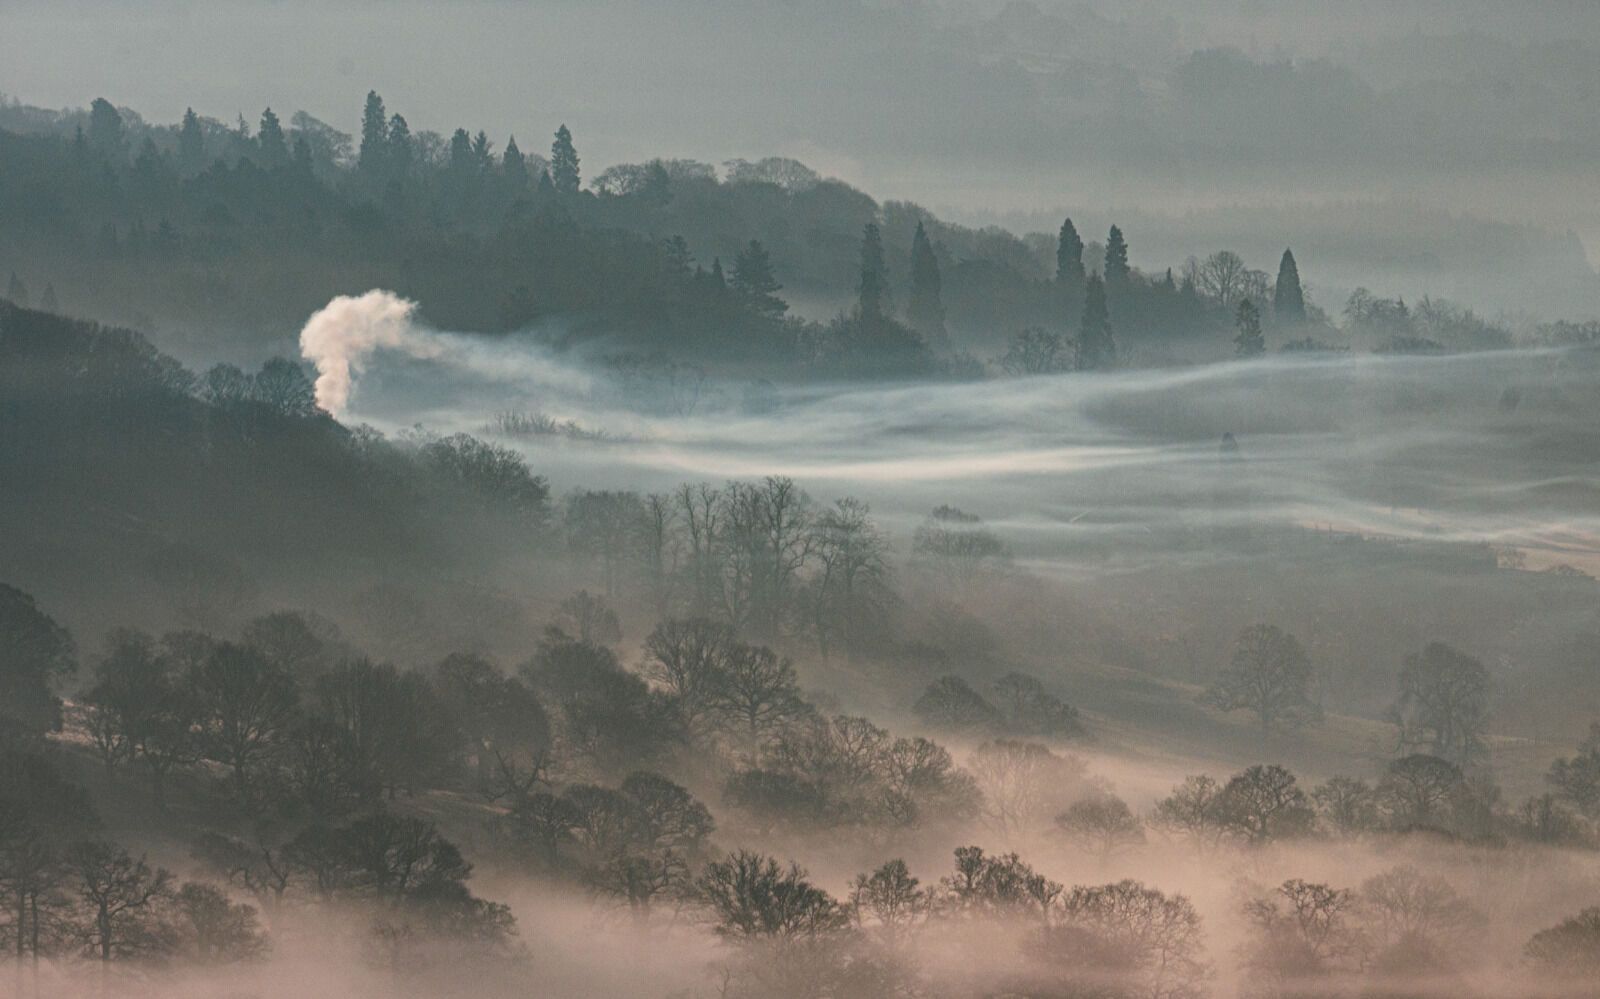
[1076, 275, 1115, 371]
[357, 90, 387, 176]
[731, 240, 786, 318]
[1104, 225, 1130, 292]
[1273, 248, 1306, 324]
[179, 108, 204, 176]
[257, 107, 288, 167]
[906, 221, 946, 340]
[857, 222, 888, 323]
[550, 125, 580, 194]
[1056, 217, 1085, 286]
[1234, 298, 1265, 356]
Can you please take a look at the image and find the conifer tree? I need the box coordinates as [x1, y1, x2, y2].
[40, 283, 57, 313]
[857, 222, 889, 323]
[257, 108, 288, 167]
[87, 98, 126, 162]
[357, 91, 387, 177]
[1234, 298, 1265, 356]
[472, 130, 494, 171]
[550, 125, 580, 194]
[1104, 225, 1130, 292]
[906, 221, 946, 340]
[7, 272, 28, 307]
[1076, 275, 1115, 371]
[1056, 217, 1085, 287]
[536, 169, 556, 197]
[731, 240, 786, 318]
[179, 108, 205, 176]
[1274, 248, 1306, 324]
[710, 257, 726, 291]
[503, 136, 528, 191]
[386, 114, 413, 179]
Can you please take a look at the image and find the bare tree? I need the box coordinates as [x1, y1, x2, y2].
[1056, 792, 1146, 862]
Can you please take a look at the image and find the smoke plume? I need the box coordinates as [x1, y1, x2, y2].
[298, 290, 438, 415]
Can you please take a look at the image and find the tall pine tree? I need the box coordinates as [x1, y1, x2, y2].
[906, 221, 946, 342]
[1076, 274, 1115, 371]
[358, 90, 388, 177]
[550, 125, 580, 194]
[503, 136, 529, 192]
[1273, 248, 1306, 324]
[1104, 225, 1130, 293]
[257, 108, 288, 167]
[731, 240, 787, 318]
[178, 108, 204, 176]
[387, 114, 413, 179]
[857, 222, 889, 323]
[1056, 217, 1085, 287]
[1234, 298, 1265, 356]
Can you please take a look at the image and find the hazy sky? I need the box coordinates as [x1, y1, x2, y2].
[6, 0, 1600, 312]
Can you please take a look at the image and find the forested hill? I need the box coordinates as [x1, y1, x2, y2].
[0, 300, 553, 649]
[4, 92, 1590, 379]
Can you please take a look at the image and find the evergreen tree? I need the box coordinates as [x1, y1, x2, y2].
[1104, 225, 1130, 292]
[179, 107, 205, 176]
[1076, 274, 1115, 371]
[730, 240, 787, 318]
[1274, 248, 1306, 324]
[40, 283, 58, 313]
[503, 135, 529, 191]
[857, 222, 889, 322]
[6, 272, 28, 307]
[386, 114, 413, 179]
[1234, 298, 1265, 356]
[550, 125, 580, 194]
[257, 107, 288, 168]
[1056, 217, 1085, 287]
[357, 90, 387, 176]
[448, 128, 474, 175]
[472, 130, 494, 171]
[536, 169, 556, 197]
[709, 257, 726, 291]
[87, 98, 126, 162]
[906, 221, 946, 341]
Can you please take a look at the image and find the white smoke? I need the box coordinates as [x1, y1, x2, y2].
[298, 289, 592, 417]
[298, 290, 436, 415]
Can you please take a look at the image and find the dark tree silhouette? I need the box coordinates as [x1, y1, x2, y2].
[906, 221, 946, 342]
[1274, 248, 1306, 324]
[550, 124, 580, 194]
[1201, 624, 1319, 732]
[1390, 642, 1489, 766]
[1075, 274, 1115, 371]
[357, 90, 387, 177]
[179, 107, 204, 175]
[1056, 217, 1085, 287]
[0, 584, 75, 738]
[857, 222, 889, 323]
[1103, 224, 1130, 292]
[257, 108, 287, 168]
[1548, 722, 1600, 818]
[730, 240, 787, 319]
[1234, 298, 1265, 356]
